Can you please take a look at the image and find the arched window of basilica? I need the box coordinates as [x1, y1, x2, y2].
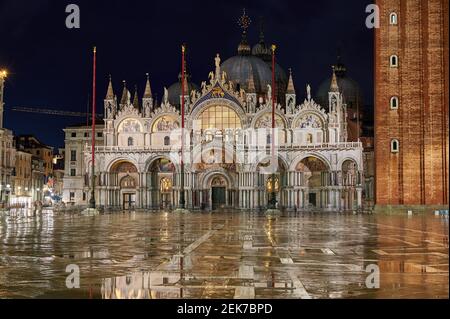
[164, 136, 170, 146]
[198, 105, 242, 131]
[307, 134, 313, 144]
[128, 137, 134, 146]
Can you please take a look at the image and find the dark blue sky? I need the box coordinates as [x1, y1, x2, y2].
[0, 0, 373, 148]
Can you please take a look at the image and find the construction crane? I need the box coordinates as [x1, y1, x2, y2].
[10, 106, 103, 118]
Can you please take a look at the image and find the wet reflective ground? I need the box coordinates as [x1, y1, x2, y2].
[0, 210, 448, 299]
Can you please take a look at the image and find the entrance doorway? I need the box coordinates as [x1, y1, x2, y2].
[309, 193, 317, 207]
[212, 187, 226, 210]
[123, 193, 136, 210]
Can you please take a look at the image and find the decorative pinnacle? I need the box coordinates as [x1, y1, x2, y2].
[271, 44, 277, 53]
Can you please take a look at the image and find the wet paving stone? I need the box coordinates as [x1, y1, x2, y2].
[0, 210, 448, 299]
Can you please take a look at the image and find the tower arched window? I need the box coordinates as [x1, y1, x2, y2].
[389, 13, 398, 25]
[128, 137, 134, 147]
[390, 55, 399, 67]
[164, 136, 170, 146]
[390, 96, 399, 109]
[391, 139, 400, 153]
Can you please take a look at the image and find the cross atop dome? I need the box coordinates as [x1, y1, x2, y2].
[237, 8, 251, 32]
[237, 9, 252, 55]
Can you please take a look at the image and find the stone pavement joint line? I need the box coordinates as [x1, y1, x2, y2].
[288, 271, 312, 299]
[183, 225, 224, 255]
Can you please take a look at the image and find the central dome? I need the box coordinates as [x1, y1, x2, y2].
[222, 55, 272, 94]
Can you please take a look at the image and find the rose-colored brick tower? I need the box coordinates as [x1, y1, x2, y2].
[375, 0, 449, 208]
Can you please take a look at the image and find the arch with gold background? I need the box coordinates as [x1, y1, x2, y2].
[188, 98, 246, 130]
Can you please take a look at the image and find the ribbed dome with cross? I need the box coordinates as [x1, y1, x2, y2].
[221, 10, 288, 104]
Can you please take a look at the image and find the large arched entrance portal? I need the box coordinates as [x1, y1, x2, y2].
[110, 161, 139, 210]
[256, 158, 287, 209]
[296, 157, 330, 209]
[147, 158, 176, 209]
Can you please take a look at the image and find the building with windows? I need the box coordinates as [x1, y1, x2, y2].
[0, 69, 16, 208]
[62, 122, 104, 205]
[11, 150, 32, 207]
[0, 129, 15, 207]
[375, 0, 449, 208]
[15, 135, 54, 203]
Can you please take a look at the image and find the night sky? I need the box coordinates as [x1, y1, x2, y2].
[0, 0, 373, 148]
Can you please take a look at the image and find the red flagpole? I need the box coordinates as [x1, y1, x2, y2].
[272, 45, 276, 150]
[92, 47, 96, 170]
[179, 44, 186, 209]
[89, 46, 97, 209]
[269, 44, 278, 209]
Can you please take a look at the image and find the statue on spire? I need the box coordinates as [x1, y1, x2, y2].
[215, 53, 221, 79]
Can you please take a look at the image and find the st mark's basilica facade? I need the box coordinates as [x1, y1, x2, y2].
[72, 20, 365, 212]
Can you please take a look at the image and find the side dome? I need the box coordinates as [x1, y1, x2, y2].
[316, 61, 363, 111]
[167, 73, 199, 108]
[252, 42, 271, 62]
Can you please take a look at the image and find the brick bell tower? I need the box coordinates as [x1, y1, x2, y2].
[374, 0, 449, 208]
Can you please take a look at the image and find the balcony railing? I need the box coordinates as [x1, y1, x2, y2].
[88, 141, 363, 153]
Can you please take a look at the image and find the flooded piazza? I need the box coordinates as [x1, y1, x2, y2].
[0, 210, 448, 299]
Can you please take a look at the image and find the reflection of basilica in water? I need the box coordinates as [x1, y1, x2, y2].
[75, 13, 364, 212]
